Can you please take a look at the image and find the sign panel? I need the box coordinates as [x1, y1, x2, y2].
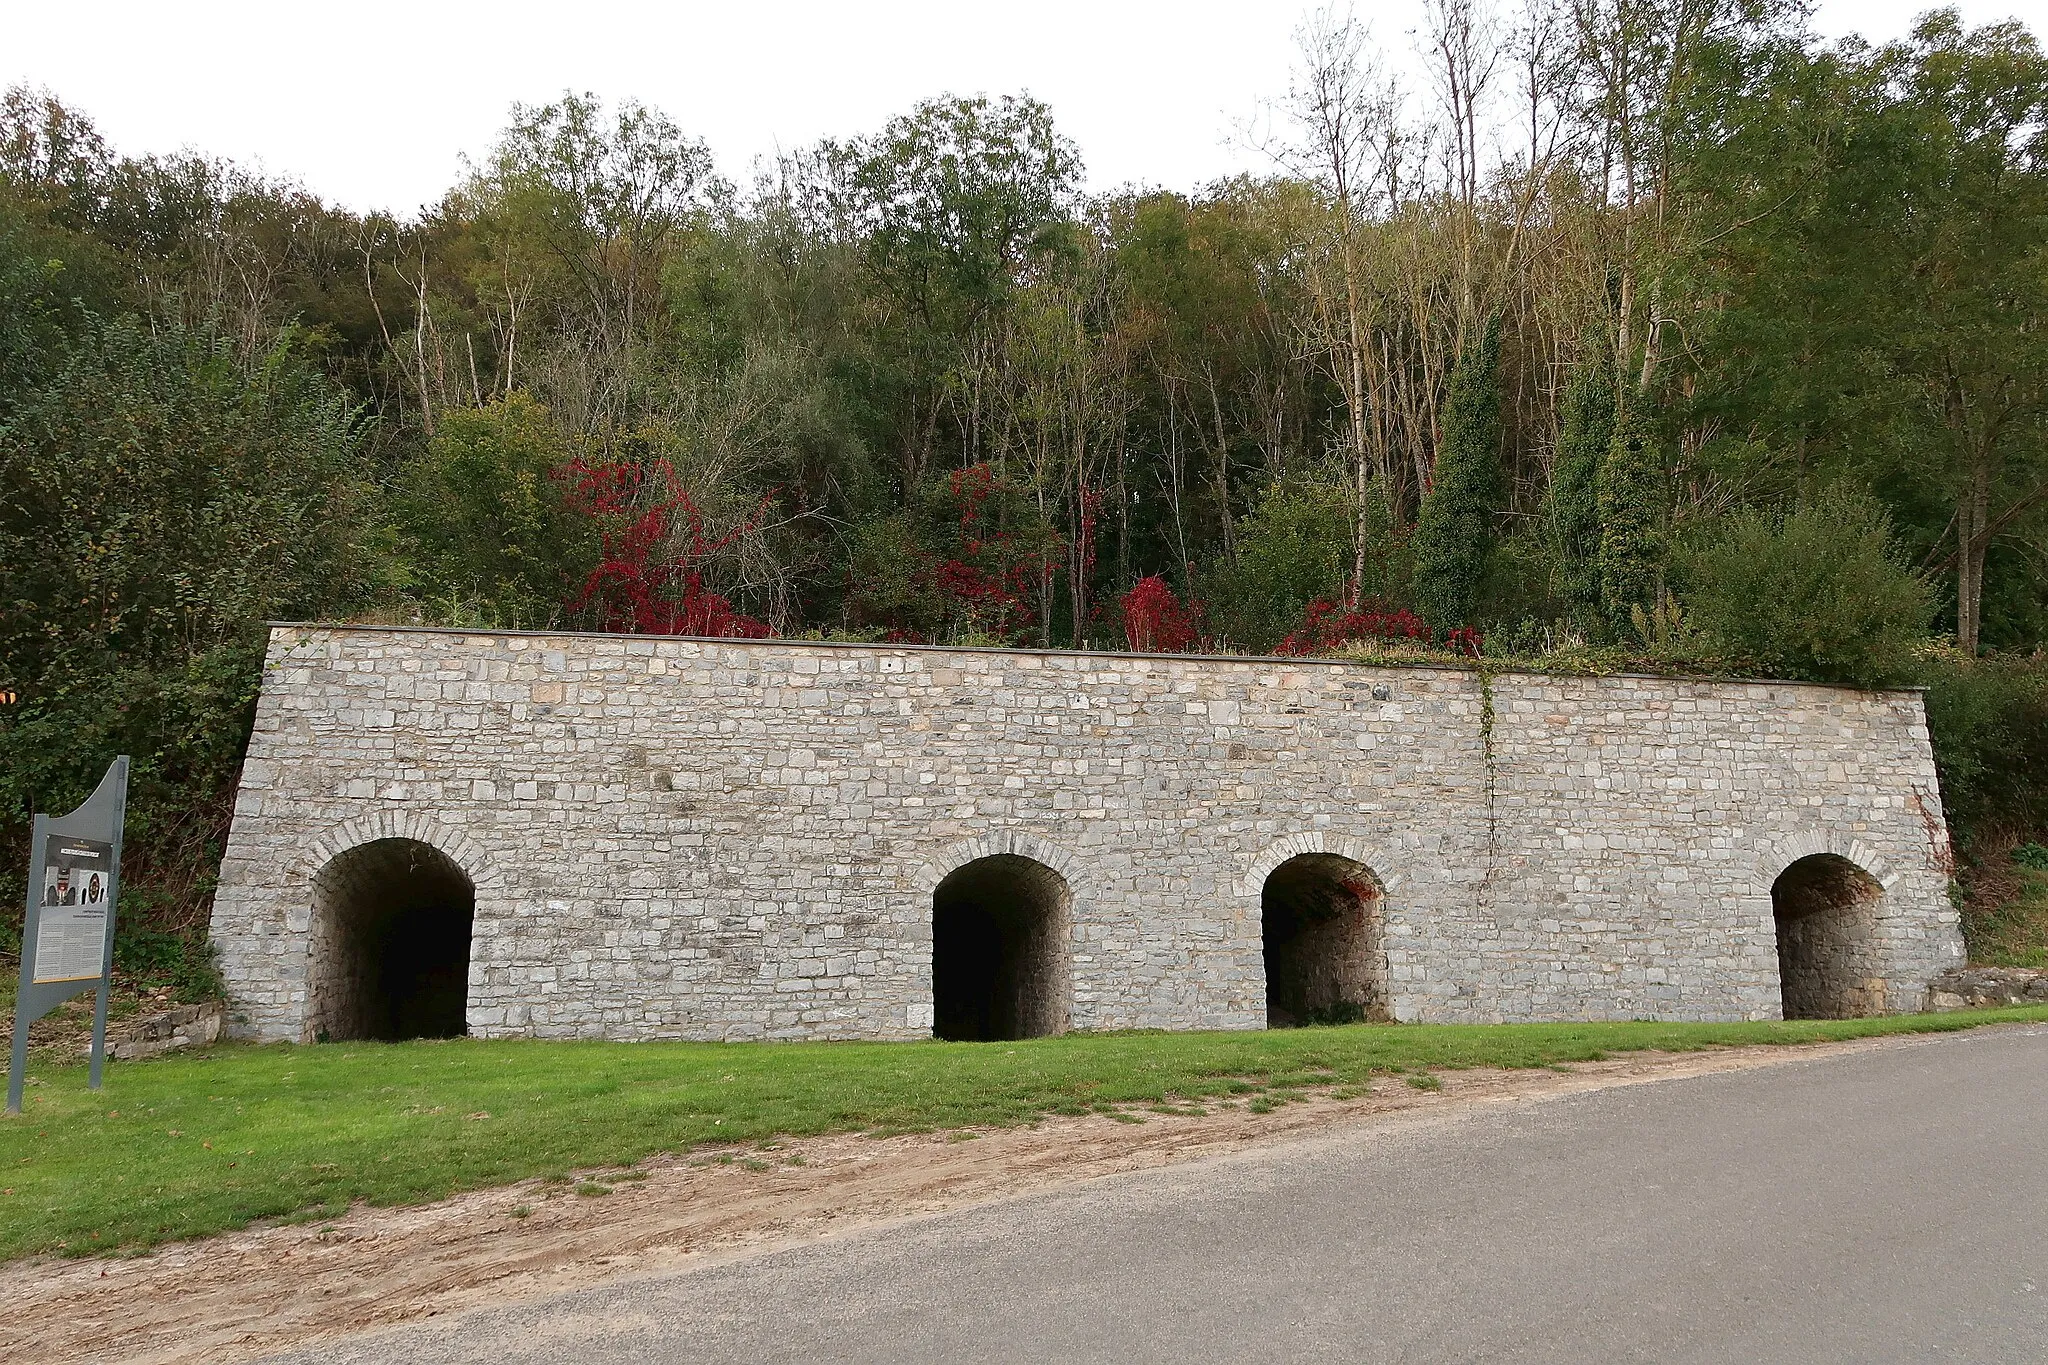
[9, 756, 129, 1116]
[33, 835, 116, 983]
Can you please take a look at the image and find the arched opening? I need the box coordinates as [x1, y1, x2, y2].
[1772, 853, 1885, 1020]
[1262, 853, 1388, 1027]
[307, 838, 475, 1042]
[931, 854, 1071, 1041]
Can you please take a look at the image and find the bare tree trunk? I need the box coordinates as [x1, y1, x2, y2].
[1164, 382, 1192, 573]
[1344, 221, 1371, 608]
[1958, 454, 1990, 655]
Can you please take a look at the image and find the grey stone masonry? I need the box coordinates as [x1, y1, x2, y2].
[209, 624, 1965, 1042]
[1926, 966, 2048, 1011]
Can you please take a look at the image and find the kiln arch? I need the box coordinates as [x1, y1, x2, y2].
[930, 853, 1073, 1041]
[1260, 852, 1390, 1026]
[304, 816, 487, 1042]
[1772, 852, 1887, 1020]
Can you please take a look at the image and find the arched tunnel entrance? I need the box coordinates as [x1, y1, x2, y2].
[1772, 853, 1885, 1020]
[1262, 853, 1389, 1027]
[308, 838, 475, 1042]
[932, 854, 1071, 1041]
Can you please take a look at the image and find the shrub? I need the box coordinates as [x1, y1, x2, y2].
[1677, 485, 1933, 686]
[0, 319, 375, 965]
[396, 393, 596, 628]
[1198, 479, 1355, 650]
[1120, 576, 1200, 652]
[564, 455, 774, 639]
[844, 463, 1063, 644]
[1276, 599, 1431, 656]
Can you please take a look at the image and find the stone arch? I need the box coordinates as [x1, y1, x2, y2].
[918, 835, 1079, 1042]
[1771, 851, 1888, 1020]
[1754, 829, 1898, 896]
[303, 813, 491, 1043]
[298, 810, 498, 894]
[912, 832, 1086, 902]
[1240, 832, 1405, 900]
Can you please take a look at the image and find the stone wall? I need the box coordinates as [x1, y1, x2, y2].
[1926, 966, 2048, 1011]
[208, 625, 1966, 1042]
[103, 1002, 225, 1061]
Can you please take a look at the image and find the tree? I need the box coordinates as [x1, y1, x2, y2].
[1412, 314, 1503, 629]
[396, 393, 595, 626]
[1598, 386, 1663, 633]
[820, 94, 1082, 488]
[467, 92, 719, 432]
[1266, 7, 1414, 593]
[1674, 14, 2048, 654]
[1546, 342, 1614, 621]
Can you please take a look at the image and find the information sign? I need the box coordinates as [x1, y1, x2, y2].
[8, 757, 128, 1115]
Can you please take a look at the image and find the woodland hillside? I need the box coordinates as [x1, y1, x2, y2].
[3, 2, 2046, 987]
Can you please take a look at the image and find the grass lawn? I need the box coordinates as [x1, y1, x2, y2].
[3, 1007, 2045, 1263]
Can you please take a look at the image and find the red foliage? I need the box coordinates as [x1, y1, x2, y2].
[930, 463, 1064, 641]
[1274, 596, 1487, 658]
[1338, 875, 1382, 904]
[564, 455, 773, 639]
[1275, 598, 1430, 656]
[1121, 575, 1200, 653]
[1443, 626, 1485, 658]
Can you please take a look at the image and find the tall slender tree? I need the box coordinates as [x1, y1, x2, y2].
[1597, 386, 1664, 635]
[1547, 341, 1615, 623]
[1412, 314, 1503, 629]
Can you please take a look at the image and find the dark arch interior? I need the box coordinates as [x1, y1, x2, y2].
[1262, 853, 1388, 1027]
[309, 838, 475, 1042]
[932, 854, 1070, 1041]
[1772, 853, 1884, 1020]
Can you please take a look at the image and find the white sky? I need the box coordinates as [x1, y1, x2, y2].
[6, 0, 2044, 216]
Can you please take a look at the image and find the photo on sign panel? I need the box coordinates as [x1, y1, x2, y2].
[41, 838, 111, 906]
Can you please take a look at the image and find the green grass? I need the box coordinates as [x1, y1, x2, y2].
[3, 1008, 2045, 1263]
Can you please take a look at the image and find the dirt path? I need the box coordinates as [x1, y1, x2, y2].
[0, 1033, 1947, 1365]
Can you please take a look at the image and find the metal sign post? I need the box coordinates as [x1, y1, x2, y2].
[8, 756, 129, 1116]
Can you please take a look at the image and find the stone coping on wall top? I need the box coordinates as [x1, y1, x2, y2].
[266, 621, 1921, 698]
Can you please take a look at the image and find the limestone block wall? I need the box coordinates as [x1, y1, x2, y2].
[208, 625, 1966, 1042]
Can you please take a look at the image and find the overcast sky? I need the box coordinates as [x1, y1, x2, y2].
[7, 1, 2043, 215]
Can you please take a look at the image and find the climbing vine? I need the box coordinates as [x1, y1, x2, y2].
[1478, 663, 1499, 879]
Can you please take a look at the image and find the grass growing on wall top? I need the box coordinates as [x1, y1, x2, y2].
[3, 1008, 2045, 1262]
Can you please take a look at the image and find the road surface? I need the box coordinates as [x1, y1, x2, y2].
[264, 1023, 2048, 1364]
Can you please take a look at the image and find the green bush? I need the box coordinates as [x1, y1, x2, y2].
[395, 393, 596, 628]
[1677, 486, 1934, 686]
[1922, 651, 2048, 848]
[1199, 478, 1358, 650]
[0, 317, 377, 964]
[112, 926, 222, 997]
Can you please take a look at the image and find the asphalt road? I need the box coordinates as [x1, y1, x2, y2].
[267, 1024, 2048, 1364]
